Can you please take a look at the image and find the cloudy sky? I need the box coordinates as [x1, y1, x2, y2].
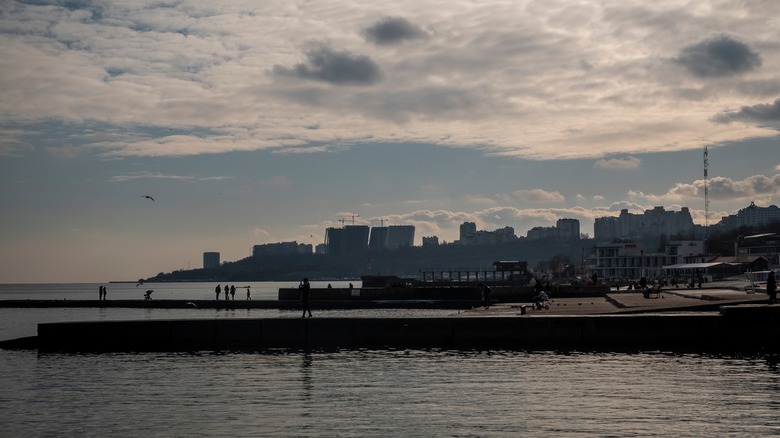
[1, 0, 779, 283]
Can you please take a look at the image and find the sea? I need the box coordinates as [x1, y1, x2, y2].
[2, 282, 780, 437]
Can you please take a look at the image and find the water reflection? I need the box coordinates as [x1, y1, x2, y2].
[4, 349, 780, 435]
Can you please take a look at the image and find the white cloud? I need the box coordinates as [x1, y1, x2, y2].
[512, 189, 565, 203]
[110, 171, 231, 182]
[594, 157, 641, 169]
[628, 173, 780, 204]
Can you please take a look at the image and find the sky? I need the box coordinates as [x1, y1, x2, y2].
[1, 0, 779, 283]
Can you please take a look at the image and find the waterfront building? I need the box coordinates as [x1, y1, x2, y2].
[736, 233, 780, 266]
[590, 240, 704, 281]
[203, 252, 220, 269]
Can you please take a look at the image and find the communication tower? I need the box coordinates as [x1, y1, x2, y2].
[703, 146, 709, 254]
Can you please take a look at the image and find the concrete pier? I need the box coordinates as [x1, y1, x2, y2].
[9, 304, 779, 353]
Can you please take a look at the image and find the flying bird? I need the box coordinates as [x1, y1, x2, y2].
[142, 195, 155, 201]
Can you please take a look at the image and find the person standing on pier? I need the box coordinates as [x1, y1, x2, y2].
[767, 270, 777, 305]
[224, 284, 229, 300]
[215, 284, 221, 300]
[300, 278, 312, 318]
[246, 286, 251, 300]
[102, 286, 107, 300]
[230, 285, 236, 300]
[481, 283, 491, 308]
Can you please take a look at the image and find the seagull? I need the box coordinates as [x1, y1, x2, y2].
[143, 195, 155, 201]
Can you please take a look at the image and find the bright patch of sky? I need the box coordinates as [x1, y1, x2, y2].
[1, 0, 779, 282]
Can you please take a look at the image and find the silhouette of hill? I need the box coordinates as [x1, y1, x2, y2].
[148, 238, 595, 282]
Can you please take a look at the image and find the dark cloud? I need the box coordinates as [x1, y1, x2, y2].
[273, 46, 382, 86]
[713, 98, 780, 125]
[675, 34, 762, 78]
[363, 16, 427, 45]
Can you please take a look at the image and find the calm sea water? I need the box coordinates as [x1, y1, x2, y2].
[2, 283, 780, 436]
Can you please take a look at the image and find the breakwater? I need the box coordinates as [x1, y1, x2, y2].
[4, 304, 779, 353]
[0, 299, 477, 310]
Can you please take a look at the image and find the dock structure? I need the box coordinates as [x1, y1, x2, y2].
[1, 289, 778, 353]
[419, 262, 527, 284]
[3, 304, 778, 352]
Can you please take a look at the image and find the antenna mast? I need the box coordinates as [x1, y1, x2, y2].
[703, 146, 709, 255]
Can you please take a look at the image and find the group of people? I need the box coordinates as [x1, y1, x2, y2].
[215, 284, 250, 300]
[98, 285, 107, 300]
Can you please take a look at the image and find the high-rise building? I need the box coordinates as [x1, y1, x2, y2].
[594, 207, 695, 242]
[368, 227, 389, 250]
[386, 225, 415, 249]
[325, 225, 369, 255]
[458, 222, 516, 245]
[526, 218, 581, 241]
[718, 202, 780, 231]
[556, 218, 580, 240]
[422, 236, 439, 247]
[459, 222, 477, 243]
[203, 252, 220, 269]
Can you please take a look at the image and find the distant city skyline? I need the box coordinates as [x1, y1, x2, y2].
[1, 1, 778, 282]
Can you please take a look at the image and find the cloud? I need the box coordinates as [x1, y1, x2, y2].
[251, 227, 272, 240]
[512, 189, 565, 203]
[2, 1, 780, 161]
[45, 144, 82, 159]
[110, 171, 231, 182]
[461, 194, 497, 206]
[593, 156, 641, 169]
[713, 98, 780, 126]
[260, 176, 293, 186]
[363, 17, 428, 46]
[273, 45, 383, 86]
[674, 34, 762, 78]
[629, 173, 780, 203]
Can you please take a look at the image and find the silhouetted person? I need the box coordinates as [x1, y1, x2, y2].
[102, 286, 107, 300]
[224, 284, 229, 300]
[215, 284, 221, 300]
[767, 270, 777, 305]
[98, 285, 103, 300]
[481, 283, 491, 308]
[246, 286, 251, 300]
[299, 278, 312, 318]
[230, 285, 236, 300]
[144, 290, 153, 300]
